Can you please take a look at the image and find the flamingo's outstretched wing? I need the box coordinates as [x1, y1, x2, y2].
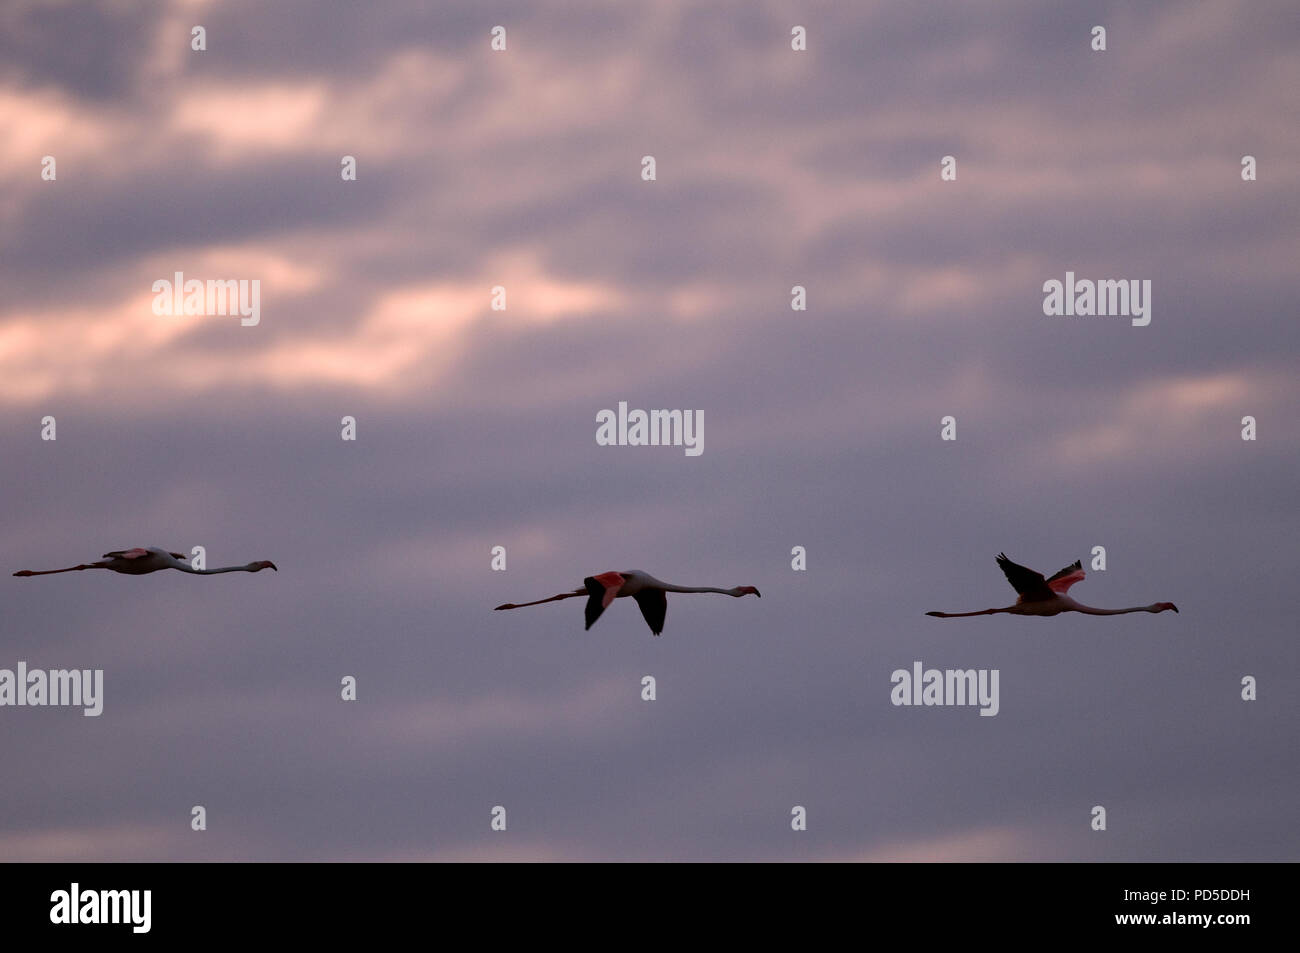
[1046, 560, 1085, 593]
[582, 577, 606, 629]
[995, 553, 1053, 601]
[102, 548, 149, 559]
[583, 573, 624, 630]
[633, 588, 667, 636]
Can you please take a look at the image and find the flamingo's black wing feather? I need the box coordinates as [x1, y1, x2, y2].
[995, 553, 1052, 600]
[1046, 560, 1083, 583]
[583, 576, 607, 630]
[632, 588, 667, 636]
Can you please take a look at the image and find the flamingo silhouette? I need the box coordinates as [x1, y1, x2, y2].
[495, 569, 760, 636]
[13, 547, 277, 577]
[926, 553, 1177, 618]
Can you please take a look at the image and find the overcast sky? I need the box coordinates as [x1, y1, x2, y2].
[1, 0, 1296, 861]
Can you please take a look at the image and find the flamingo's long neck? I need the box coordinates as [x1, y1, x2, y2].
[179, 563, 258, 574]
[657, 583, 736, 595]
[928, 608, 1004, 618]
[1071, 604, 1155, 615]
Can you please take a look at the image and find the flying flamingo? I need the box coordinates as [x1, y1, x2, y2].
[13, 547, 277, 577]
[494, 569, 761, 636]
[926, 553, 1177, 618]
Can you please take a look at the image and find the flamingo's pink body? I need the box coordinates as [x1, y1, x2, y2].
[13, 547, 277, 577]
[926, 553, 1177, 618]
[495, 569, 760, 636]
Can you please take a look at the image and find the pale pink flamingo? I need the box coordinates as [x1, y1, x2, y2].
[926, 553, 1176, 618]
[495, 569, 761, 636]
[13, 547, 276, 577]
